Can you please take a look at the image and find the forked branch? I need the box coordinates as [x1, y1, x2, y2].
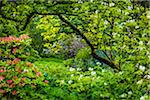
[58, 14, 120, 71]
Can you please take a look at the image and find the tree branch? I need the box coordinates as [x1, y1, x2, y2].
[58, 14, 120, 71]
[58, 14, 94, 50]
[21, 12, 78, 31]
[22, 12, 35, 31]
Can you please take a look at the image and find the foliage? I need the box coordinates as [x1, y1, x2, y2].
[64, 47, 97, 71]
[35, 15, 86, 58]
[34, 58, 150, 99]
[1, 0, 150, 69]
[0, 0, 150, 99]
[0, 35, 48, 99]
[16, 0, 149, 70]
[66, 0, 150, 70]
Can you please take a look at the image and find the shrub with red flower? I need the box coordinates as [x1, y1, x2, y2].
[0, 34, 29, 43]
[0, 34, 47, 99]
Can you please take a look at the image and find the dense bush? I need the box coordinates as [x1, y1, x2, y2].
[33, 61, 150, 99]
[0, 34, 48, 99]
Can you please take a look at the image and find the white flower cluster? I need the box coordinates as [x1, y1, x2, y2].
[112, 32, 117, 36]
[101, 2, 107, 6]
[120, 91, 132, 98]
[69, 67, 75, 71]
[128, 91, 132, 95]
[109, 3, 115, 7]
[77, 68, 81, 71]
[104, 82, 107, 86]
[22, 69, 29, 73]
[127, 19, 135, 23]
[43, 49, 50, 54]
[117, 9, 121, 12]
[75, 8, 79, 11]
[139, 41, 143, 45]
[135, 26, 139, 29]
[68, 80, 73, 84]
[78, 74, 83, 80]
[147, 11, 150, 19]
[120, 93, 127, 98]
[78, 0, 83, 3]
[140, 95, 149, 100]
[136, 64, 146, 72]
[91, 71, 96, 76]
[88, 67, 93, 71]
[96, 62, 101, 66]
[139, 65, 145, 72]
[95, 10, 99, 14]
[128, 6, 132, 10]
[140, 96, 145, 100]
[71, 74, 74, 77]
[69, 67, 82, 72]
[119, 71, 124, 75]
[144, 75, 150, 80]
[104, 20, 108, 25]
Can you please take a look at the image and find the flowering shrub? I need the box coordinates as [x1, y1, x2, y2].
[32, 59, 149, 99]
[54, 65, 150, 99]
[0, 34, 48, 99]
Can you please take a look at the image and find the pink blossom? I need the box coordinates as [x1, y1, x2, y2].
[12, 90, 17, 95]
[0, 69, 5, 73]
[44, 80, 49, 84]
[7, 80, 13, 84]
[36, 72, 42, 76]
[0, 76, 5, 81]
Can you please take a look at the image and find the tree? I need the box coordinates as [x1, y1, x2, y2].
[0, 0, 149, 72]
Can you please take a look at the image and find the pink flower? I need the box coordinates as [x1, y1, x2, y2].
[12, 47, 17, 54]
[9, 84, 15, 88]
[13, 76, 18, 79]
[12, 90, 17, 95]
[7, 80, 13, 84]
[0, 70, 4, 73]
[0, 36, 16, 42]
[44, 80, 49, 84]
[36, 72, 42, 77]
[21, 77, 26, 81]
[20, 34, 29, 40]
[0, 89, 6, 94]
[0, 76, 5, 81]
[0, 34, 29, 43]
